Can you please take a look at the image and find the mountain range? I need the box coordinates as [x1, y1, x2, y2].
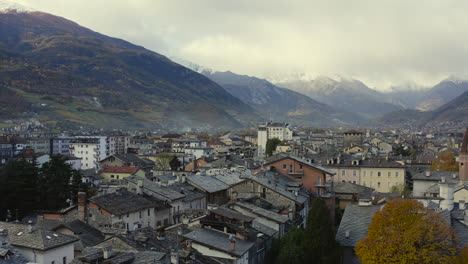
[0, 4, 259, 130]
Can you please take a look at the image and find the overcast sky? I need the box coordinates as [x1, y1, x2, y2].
[15, 0, 468, 90]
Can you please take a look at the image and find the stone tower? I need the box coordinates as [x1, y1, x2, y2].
[460, 127, 468, 182]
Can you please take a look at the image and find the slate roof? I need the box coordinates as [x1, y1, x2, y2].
[102, 166, 139, 174]
[187, 175, 229, 193]
[334, 182, 375, 195]
[89, 191, 169, 216]
[240, 172, 309, 204]
[125, 175, 185, 201]
[251, 220, 278, 237]
[232, 202, 289, 224]
[183, 228, 254, 257]
[0, 243, 28, 264]
[114, 153, 154, 166]
[336, 204, 382, 247]
[412, 171, 459, 181]
[167, 183, 206, 202]
[453, 220, 468, 248]
[0, 222, 78, 251]
[211, 207, 255, 223]
[58, 220, 105, 248]
[72, 247, 168, 264]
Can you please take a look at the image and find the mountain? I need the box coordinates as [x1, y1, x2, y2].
[276, 76, 405, 120]
[201, 71, 366, 126]
[414, 79, 468, 111]
[379, 90, 468, 126]
[0, 2, 259, 130]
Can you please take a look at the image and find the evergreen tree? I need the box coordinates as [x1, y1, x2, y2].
[0, 158, 39, 220]
[169, 156, 182, 170]
[266, 138, 281, 156]
[275, 228, 306, 264]
[304, 197, 342, 264]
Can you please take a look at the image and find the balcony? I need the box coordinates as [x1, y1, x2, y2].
[288, 170, 304, 175]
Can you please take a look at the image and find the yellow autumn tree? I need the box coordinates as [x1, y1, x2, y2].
[430, 151, 459, 172]
[355, 199, 457, 264]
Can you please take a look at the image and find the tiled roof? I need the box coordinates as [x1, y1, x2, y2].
[0, 222, 78, 251]
[125, 175, 185, 201]
[59, 220, 105, 248]
[183, 228, 254, 257]
[167, 183, 206, 203]
[211, 207, 255, 223]
[336, 204, 382, 247]
[187, 175, 229, 193]
[89, 191, 169, 216]
[251, 220, 278, 237]
[101, 166, 139, 174]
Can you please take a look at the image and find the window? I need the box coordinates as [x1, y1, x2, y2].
[388, 182, 392, 188]
[299, 164, 303, 170]
[116, 175, 120, 179]
[111, 175, 115, 179]
[52, 261, 55, 264]
[289, 165, 293, 173]
[363, 171, 367, 177]
[353, 170, 357, 177]
[388, 172, 391, 178]
[370, 171, 374, 177]
[127, 213, 129, 218]
[63, 257, 67, 264]
[139, 211, 142, 218]
[395, 172, 399, 178]
[378, 171, 381, 177]
[148, 209, 150, 216]
[352, 181, 356, 184]
[363, 181, 366, 186]
[370, 181, 374, 187]
[342, 170, 346, 176]
[378, 182, 381, 188]
[282, 164, 286, 170]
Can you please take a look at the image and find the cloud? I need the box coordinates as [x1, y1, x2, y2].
[16, 0, 468, 89]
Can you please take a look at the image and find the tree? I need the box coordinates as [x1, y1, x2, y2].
[0, 158, 39, 220]
[266, 138, 281, 156]
[154, 153, 173, 170]
[304, 197, 342, 264]
[272, 197, 341, 264]
[275, 228, 306, 264]
[394, 145, 411, 156]
[390, 184, 411, 198]
[38, 154, 82, 210]
[169, 156, 182, 170]
[430, 151, 458, 172]
[356, 199, 457, 264]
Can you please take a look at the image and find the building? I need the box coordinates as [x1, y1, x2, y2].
[85, 191, 171, 231]
[184, 228, 255, 264]
[261, 153, 336, 196]
[171, 138, 206, 153]
[25, 138, 50, 154]
[69, 137, 108, 170]
[0, 222, 77, 264]
[460, 127, 468, 182]
[343, 130, 363, 148]
[100, 166, 141, 182]
[257, 122, 293, 156]
[51, 137, 74, 156]
[359, 160, 405, 193]
[107, 135, 130, 156]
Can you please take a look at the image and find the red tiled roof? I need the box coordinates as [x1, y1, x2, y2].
[101, 166, 139, 174]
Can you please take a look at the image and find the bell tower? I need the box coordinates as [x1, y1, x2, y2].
[460, 127, 468, 182]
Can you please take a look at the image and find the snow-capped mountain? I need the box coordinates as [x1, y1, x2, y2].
[0, 0, 36, 13]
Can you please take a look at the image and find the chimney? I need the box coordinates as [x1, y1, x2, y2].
[181, 174, 186, 183]
[137, 179, 144, 195]
[441, 176, 446, 183]
[425, 171, 430, 177]
[230, 237, 236, 250]
[103, 246, 112, 259]
[345, 230, 350, 238]
[27, 220, 33, 233]
[460, 200, 466, 210]
[0, 229, 7, 245]
[452, 173, 457, 179]
[78, 192, 87, 223]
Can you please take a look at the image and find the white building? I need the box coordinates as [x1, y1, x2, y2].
[69, 136, 108, 170]
[257, 122, 293, 155]
[0, 222, 77, 264]
[108, 135, 130, 155]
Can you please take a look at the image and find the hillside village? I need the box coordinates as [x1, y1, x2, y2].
[0, 123, 467, 264]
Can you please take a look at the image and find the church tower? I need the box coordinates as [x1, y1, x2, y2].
[460, 127, 468, 182]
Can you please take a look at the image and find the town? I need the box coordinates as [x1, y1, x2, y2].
[0, 122, 466, 264]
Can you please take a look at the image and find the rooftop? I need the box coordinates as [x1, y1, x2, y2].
[125, 175, 185, 201]
[0, 222, 78, 251]
[187, 174, 230, 193]
[101, 166, 139, 174]
[183, 228, 254, 257]
[89, 191, 169, 216]
[232, 202, 289, 224]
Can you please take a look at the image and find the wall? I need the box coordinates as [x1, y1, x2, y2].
[360, 167, 405, 193]
[328, 167, 361, 184]
[17, 244, 74, 264]
[413, 179, 438, 197]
